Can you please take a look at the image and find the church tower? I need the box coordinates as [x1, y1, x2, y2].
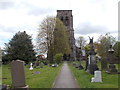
[57, 10, 76, 60]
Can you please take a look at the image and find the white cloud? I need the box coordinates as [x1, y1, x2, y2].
[73, 0, 118, 30]
[0, 0, 119, 48]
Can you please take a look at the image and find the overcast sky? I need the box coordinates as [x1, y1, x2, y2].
[0, 0, 119, 48]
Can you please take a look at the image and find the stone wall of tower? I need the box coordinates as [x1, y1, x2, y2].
[57, 10, 76, 60]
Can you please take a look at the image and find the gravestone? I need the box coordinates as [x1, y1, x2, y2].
[75, 63, 79, 68]
[85, 60, 89, 71]
[29, 63, 33, 70]
[72, 63, 76, 67]
[44, 62, 48, 65]
[39, 62, 44, 68]
[107, 45, 118, 74]
[82, 50, 86, 57]
[35, 61, 40, 66]
[51, 64, 58, 67]
[75, 62, 84, 70]
[75, 48, 84, 70]
[76, 47, 81, 61]
[78, 64, 84, 70]
[87, 37, 99, 74]
[82, 49, 86, 60]
[91, 71, 102, 82]
[11, 60, 28, 89]
[108, 64, 117, 73]
[33, 62, 37, 68]
[54, 63, 58, 67]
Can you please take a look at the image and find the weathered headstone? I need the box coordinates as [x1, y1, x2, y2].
[11, 60, 28, 89]
[91, 71, 102, 82]
[39, 62, 44, 68]
[29, 63, 33, 70]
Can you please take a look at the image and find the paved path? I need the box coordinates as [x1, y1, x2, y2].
[53, 61, 79, 88]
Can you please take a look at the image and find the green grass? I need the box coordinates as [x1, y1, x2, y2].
[0, 65, 2, 85]
[2, 63, 62, 88]
[69, 61, 119, 88]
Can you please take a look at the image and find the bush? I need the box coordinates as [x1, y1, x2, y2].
[54, 53, 63, 64]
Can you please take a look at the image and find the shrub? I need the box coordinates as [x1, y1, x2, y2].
[54, 53, 63, 64]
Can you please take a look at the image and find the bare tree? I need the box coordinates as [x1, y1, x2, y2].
[76, 36, 86, 49]
[36, 16, 56, 55]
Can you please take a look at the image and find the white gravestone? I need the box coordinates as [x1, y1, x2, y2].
[29, 63, 33, 70]
[91, 71, 102, 82]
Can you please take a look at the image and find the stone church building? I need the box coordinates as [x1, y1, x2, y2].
[57, 10, 76, 60]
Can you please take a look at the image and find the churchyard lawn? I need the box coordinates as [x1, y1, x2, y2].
[2, 63, 62, 88]
[69, 61, 119, 88]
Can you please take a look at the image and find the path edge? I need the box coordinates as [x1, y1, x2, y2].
[52, 63, 63, 88]
[67, 61, 80, 88]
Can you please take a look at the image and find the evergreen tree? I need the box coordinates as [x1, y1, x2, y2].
[3, 31, 36, 63]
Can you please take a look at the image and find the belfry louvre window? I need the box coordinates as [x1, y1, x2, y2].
[61, 17, 63, 21]
[65, 16, 69, 26]
[66, 16, 69, 20]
